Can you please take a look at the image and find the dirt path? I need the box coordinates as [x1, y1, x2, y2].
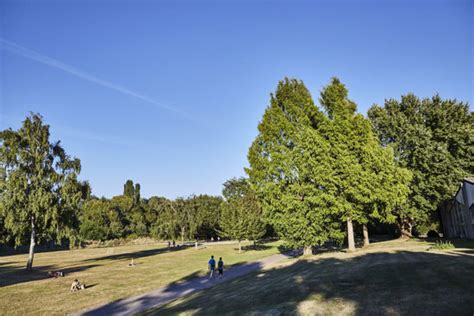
[75, 252, 295, 316]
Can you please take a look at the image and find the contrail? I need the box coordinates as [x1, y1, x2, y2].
[0, 38, 184, 115]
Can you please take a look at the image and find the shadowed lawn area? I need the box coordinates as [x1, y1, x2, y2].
[0, 241, 281, 315]
[147, 239, 474, 316]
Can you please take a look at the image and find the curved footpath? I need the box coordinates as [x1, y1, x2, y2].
[74, 252, 296, 316]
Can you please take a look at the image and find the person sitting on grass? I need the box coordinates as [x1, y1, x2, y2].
[208, 255, 216, 279]
[70, 279, 85, 292]
[218, 257, 224, 278]
[48, 271, 64, 278]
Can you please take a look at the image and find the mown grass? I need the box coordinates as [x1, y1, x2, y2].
[148, 238, 474, 315]
[0, 240, 281, 315]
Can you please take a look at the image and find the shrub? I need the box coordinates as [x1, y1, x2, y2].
[430, 240, 455, 251]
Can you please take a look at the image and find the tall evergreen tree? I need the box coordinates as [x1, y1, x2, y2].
[368, 94, 473, 235]
[0, 114, 88, 270]
[134, 183, 141, 204]
[318, 78, 411, 249]
[318, 78, 370, 251]
[123, 180, 134, 199]
[247, 78, 343, 254]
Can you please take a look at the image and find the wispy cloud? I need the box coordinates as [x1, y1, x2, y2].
[0, 112, 132, 146]
[54, 125, 132, 146]
[0, 38, 185, 115]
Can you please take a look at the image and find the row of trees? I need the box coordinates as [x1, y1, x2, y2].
[1, 78, 471, 269]
[246, 78, 472, 253]
[0, 115, 268, 269]
[80, 179, 223, 241]
[80, 178, 267, 250]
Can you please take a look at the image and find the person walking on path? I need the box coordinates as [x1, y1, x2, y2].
[218, 257, 224, 278]
[208, 255, 216, 279]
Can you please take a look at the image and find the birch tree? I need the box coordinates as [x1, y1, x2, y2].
[0, 114, 88, 270]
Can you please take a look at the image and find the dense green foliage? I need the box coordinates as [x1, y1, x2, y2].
[79, 198, 126, 240]
[247, 79, 344, 253]
[247, 78, 411, 251]
[153, 194, 223, 242]
[219, 178, 266, 251]
[0, 114, 89, 269]
[79, 191, 223, 242]
[318, 78, 411, 248]
[368, 95, 474, 234]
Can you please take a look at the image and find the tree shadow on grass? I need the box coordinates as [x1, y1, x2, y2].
[80, 260, 266, 316]
[147, 249, 474, 316]
[278, 243, 342, 257]
[460, 249, 474, 254]
[81, 244, 189, 263]
[241, 244, 272, 251]
[0, 263, 100, 288]
[0, 261, 19, 266]
[0, 244, 190, 289]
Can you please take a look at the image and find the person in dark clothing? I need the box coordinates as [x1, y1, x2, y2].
[208, 255, 216, 279]
[218, 257, 224, 278]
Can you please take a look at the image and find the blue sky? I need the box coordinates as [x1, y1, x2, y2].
[1, 0, 472, 199]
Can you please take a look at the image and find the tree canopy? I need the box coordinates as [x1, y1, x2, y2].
[318, 78, 411, 248]
[247, 78, 343, 254]
[247, 78, 412, 252]
[368, 94, 474, 234]
[0, 114, 88, 270]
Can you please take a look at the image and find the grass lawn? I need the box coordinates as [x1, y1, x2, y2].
[0, 240, 281, 315]
[147, 238, 474, 316]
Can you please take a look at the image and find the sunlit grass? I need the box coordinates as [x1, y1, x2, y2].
[147, 239, 474, 315]
[0, 240, 281, 315]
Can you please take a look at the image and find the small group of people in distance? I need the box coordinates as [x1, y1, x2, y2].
[208, 255, 224, 279]
[47, 270, 85, 293]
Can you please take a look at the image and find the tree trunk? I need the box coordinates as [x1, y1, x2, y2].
[347, 217, 355, 252]
[181, 227, 185, 246]
[397, 219, 413, 238]
[303, 245, 312, 256]
[195, 240, 198, 249]
[26, 216, 36, 271]
[238, 240, 242, 253]
[362, 224, 370, 247]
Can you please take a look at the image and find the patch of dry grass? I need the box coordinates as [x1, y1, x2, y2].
[0, 241, 281, 315]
